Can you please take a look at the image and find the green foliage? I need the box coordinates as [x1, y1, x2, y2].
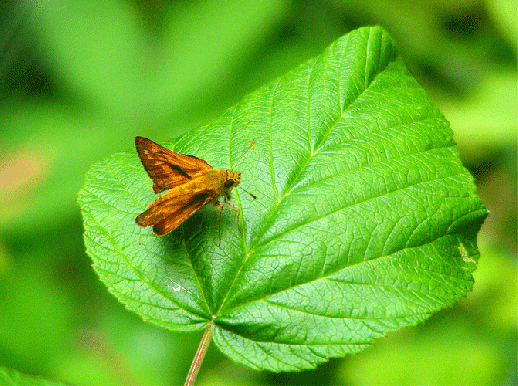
[78, 27, 487, 372]
[0, 366, 67, 386]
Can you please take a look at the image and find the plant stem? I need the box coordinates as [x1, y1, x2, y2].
[184, 320, 214, 386]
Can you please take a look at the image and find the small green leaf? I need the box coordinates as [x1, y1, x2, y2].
[78, 26, 487, 372]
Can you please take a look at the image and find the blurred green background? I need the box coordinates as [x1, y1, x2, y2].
[0, 0, 516, 385]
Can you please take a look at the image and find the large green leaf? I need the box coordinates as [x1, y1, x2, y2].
[77, 26, 487, 372]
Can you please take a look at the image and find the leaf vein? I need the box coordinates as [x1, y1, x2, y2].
[254, 168, 467, 250]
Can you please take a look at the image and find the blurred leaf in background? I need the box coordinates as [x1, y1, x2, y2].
[0, 0, 515, 385]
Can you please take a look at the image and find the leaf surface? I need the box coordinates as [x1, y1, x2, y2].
[78, 26, 487, 371]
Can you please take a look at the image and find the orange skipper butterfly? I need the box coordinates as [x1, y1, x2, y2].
[134, 137, 255, 235]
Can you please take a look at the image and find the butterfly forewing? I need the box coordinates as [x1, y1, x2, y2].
[135, 149, 229, 234]
[135, 136, 213, 193]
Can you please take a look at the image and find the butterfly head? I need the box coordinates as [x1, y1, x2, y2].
[225, 170, 241, 188]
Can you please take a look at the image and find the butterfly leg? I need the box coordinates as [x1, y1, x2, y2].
[223, 200, 241, 233]
[217, 202, 225, 242]
[235, 209, 241, 233]
[212, 199, 241, 243]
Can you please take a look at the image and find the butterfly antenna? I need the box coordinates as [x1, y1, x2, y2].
[238, 186, 257, 200]
[231, 140, 255, 169]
